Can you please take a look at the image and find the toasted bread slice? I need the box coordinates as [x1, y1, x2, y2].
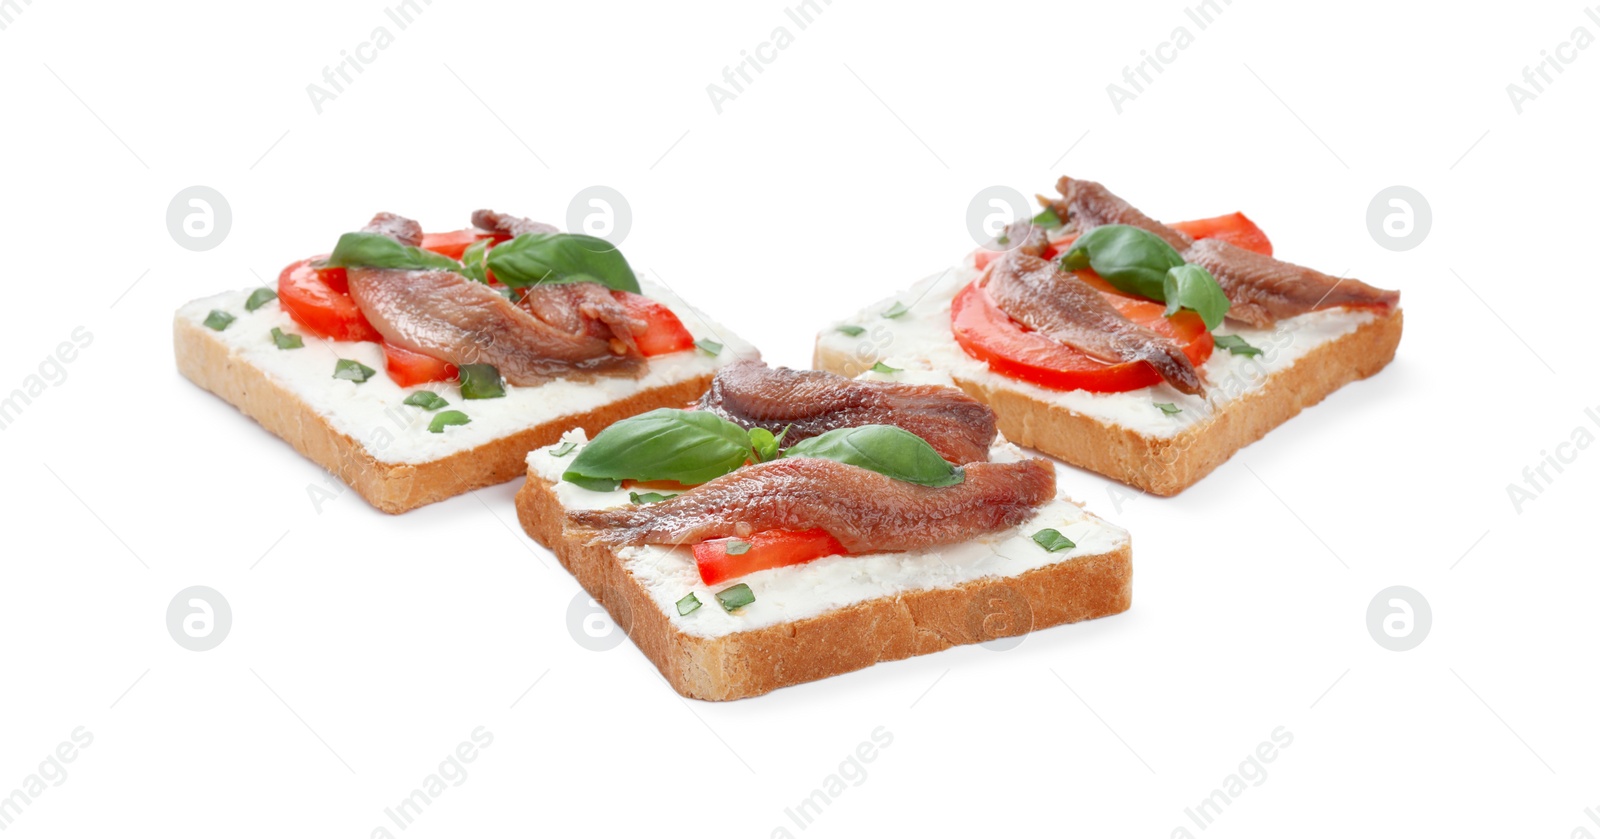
[813, 268, 1401, 495]
[515, 432, 1131, 700]
[175, 282, 755, 513]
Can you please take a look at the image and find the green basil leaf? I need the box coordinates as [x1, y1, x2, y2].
[748, 427, 780, 463]
[565, 474, 621, 492]
[868, 361, 900, 374]
[835, 324, 866, 337]
[458, 364, 506, 399]
[548, 441, 577, 457]
[715, 583, 755, 611]
[245, 287, 278, 312]
[326, 231, 464, 273]
[676, 593, 702, 616]
[203, 310, 234, 331]
[1032, 528, 1076, 552]
[1213, 334, 1262, 357]
[695, 338, 723, 356]
[1155, 402, 1182, 415]
[563, 408, 754, 487]
[1032, 205, 1062, 230]
[1060, 224, 1184, 300]
[428, 410, 471, 433]
[1162, 264, 1230, 331]
[332, 358, 376, 383]
[485, 232, 641, 293]
[782, 424, 963, 487]
[629, 491, 678, 504]
[881, 301, 910, 319]
[725, 540, 752, 555]
[459, 238, 490, 283]
[271, 327, 304, 350]
[403, 391, 448, 411]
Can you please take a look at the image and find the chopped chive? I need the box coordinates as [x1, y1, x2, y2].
[245, 287, 278, 312]
[458, 364, 506, 399]
[203, 310, 234, 331]
[403, 391, 449, 411]
[881, 301, 910, 319]
[548, 441, 577, 457]
[565, 474, 620, 492]
[1213, 334, 1263, 357]
[1155, 402, 1182, 415]
[427, 410, 471, 433]
[676, 593, 702, 616]
[695, 338, 723, 356]
[836, 324, 866, 337]
[333, 358, 376, 383]
[715, 583, 755, 611]
[868, 361, 901, 374]
[1032, 528, 1076, 553]
[270, 327, 304, 349]
[629, 491, 678, 504]
[725, 540, 752, 556]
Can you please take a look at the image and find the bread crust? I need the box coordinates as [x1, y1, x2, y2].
[514, 468, 1132, 701]
[175, 315, 713, 514]
[814, 308, 1403, 496]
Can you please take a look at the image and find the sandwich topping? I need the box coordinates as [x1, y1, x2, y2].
[695, 360, 999, 465]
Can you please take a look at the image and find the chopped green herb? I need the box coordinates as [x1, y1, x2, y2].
[1032, 205, 1062, 229]
[203, 310, 234, 331]
[245, 287, 278, 312]
[428, 410, 471, 433]
[748, 426, 784, 462]
[996, 233, 1011, 246]
[403, 391, 449, 411]
[458, 364, 506, 399]
[836, 324, 866, 337]
[695, 338, 723, 356]
[333, 358, 376, 383]
[1155, 402, 1182, 415]
[725, 540, 752, 556]
[1032, 528, 1076, 553]
[270, 327, 303, 349]
[500, 286, 521, 303]
[676, 593, 702, 616]
[1213, 334, 1263, 357]
[629, 491, 678, 504]
[715, 583, 756, 611]
[548, 441, 577, 457]
[868, 361, 901, 374]
[881, 301, 910, 319]
[565, 474, 621, 492]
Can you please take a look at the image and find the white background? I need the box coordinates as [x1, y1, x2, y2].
[2, 0, 1596, 836]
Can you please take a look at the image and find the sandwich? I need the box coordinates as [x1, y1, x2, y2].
[515, 361, 1131, 700]
[814, 177, 1402, 495]
[175, 210, 754, 513]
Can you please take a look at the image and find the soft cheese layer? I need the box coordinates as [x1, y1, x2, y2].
[528, 431, 1130, 638]
[179, 280, 755, 464]
[815, 260, 1376, 439]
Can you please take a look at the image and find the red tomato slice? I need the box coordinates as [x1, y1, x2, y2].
[420, 229, 495, 259]
[277, 258, 382, 343]
[612, 291, 695, 356]
[382, 342, 458, 388]
[693, 528, 848, 585]
[1169, 212, 1273, 256]
[951, 276, 1214, 393]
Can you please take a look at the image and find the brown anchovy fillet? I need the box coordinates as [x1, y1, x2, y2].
[988, 254, 1205, 395]
[1047, 177, 1400, 326]
[471, 209, 558, 238]
[567, 456, 1056, 554]
[362, 212, 424, 247]
[697, 360, 999, 465]
[520, 283, 647, 356]
[346, 268, 643, 385]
